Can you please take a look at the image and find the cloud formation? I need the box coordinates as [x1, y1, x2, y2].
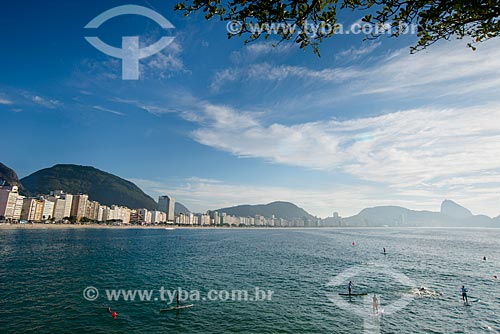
[182, 102, 500, 217]
[211, 39, 500, 99]
[0, 97, 13, 105]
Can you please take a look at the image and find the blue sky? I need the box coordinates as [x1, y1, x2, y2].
[2, 0, 500, 217]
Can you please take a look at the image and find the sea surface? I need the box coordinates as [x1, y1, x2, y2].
[1, 227, 500, 333]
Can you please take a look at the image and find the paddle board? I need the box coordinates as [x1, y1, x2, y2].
[160, 304, 194, 312]
[372, 309, 384, 317]
[339, 293, 368, 296]
[465, 298, 480, 305]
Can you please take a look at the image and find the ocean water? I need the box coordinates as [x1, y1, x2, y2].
[1, 228, 500, 333]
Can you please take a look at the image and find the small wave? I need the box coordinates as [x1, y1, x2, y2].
[409, 287, 442, 297]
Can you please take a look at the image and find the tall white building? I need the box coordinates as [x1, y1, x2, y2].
[62, 194, 73, 218]
[198, 214, 211, 226]
[138, 208, 152, 223]
[99, 205, 110, 222]
[12, 196, 24, 220]
[109, 205, 131, 224]
[0, 186, 22, 220]
[41, 199, 55, 220]
[21, 198, 44, 221]
[71, 194, 88, 222]
[85, 201, 100, 221]
[52, 198, 66, 221]
[158, 195, 175, 222]
[50, 190, 73, 220]
[48, 191, 74, 220]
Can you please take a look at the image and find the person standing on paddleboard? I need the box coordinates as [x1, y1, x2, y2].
[348, 281, 353, 295]
[461, 285, 468, 303]
[373, 294, 379, 313]
[176, 291, 181, 307]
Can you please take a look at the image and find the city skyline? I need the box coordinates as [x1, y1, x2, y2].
[0, 184, 323, 227]
[2, 1, 500, 218]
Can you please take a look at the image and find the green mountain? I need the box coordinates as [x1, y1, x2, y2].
[175, 202, 190, 214]
[213, 201, 315, 220]
[341, 201, 498, 228]
[0, 162, 25, 192]
[20, 164, 189, 213]
[440, 199, 473, 219]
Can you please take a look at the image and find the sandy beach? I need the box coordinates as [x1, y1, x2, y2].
[0, 223, 182, 230]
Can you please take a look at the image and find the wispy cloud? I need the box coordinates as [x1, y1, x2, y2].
[210, 68, 240, 92]
[210, 39, 500, 99]
[92, 105, 125, 116]
[335, 41, 381, 61]
[30, 95, 62, 109]
[212, 41, 295, 91]
[141, 39, 189, 79]
[230, 41, 293, 63]
[177, 101, 500, 217]
[111, 97, 181, 116]
[0, 97, 13, 105]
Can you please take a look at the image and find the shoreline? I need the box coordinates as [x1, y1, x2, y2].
[0, 223, 314, 230]
[0, 223, 498, 230]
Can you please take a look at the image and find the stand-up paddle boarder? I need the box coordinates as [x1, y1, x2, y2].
[373, 294, 379, 313]
[461, 285, 468, 304]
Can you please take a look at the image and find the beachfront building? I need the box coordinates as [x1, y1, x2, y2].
[158, 195, 175, 222]
[21, 198, 37, 221]
[0, 186, 23, 220]
[176, 213, 190, 225]
[254, 215, 265, 226]
[41, 199, 55, 220]
[61, 194, 73, 218]
[12, 196, 24, 220]
[52, 197, 66, 220]
[151, 210, 163, 223]
[138, 208, 152, 224]
[209, 211, 220, 225]
[176, 213, 208, 225]
[98, 205, 110, 222]
[47, 191, 75, 221]
[197, 213, 211, 226]
[108, 205, 131, 224]
[220, 213, 239, 226]
[20, 198, 45, 221]
[85, 200, 100, 221]
[71, 194, 88, 222]
[239, 216, 255, 226]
